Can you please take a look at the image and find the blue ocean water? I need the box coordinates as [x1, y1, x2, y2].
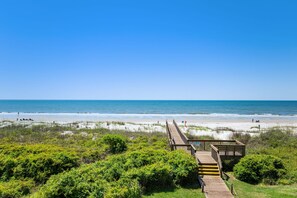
[0, 100, 297, 116]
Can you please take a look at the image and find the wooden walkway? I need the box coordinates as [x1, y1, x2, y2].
[166, 120, 235, 198]
[195, 151, 217, 164]
[203, 176, 234, 198]
[167, 123, 186, 144]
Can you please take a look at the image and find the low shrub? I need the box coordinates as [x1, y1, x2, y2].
[0, 145, 79, 183]
[124, 163, 173, 191]
[234, 154, 286, 184]
[105, 179, 142, 198]
[102, 134, 127, 154]
[0, 179, 35, 198]
[37, 168, 108, 198]
[36, 149, 198, 197]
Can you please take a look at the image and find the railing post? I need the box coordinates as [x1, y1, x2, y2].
[233, 146, 236, 157]
[203, 142, 206, 150]
[225, 145, 227, 156]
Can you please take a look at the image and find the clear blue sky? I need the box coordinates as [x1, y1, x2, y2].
[1, 0, 296, 100]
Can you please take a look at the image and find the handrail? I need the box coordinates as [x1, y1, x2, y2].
[190, 144, 197, 152]
[165, 121, 172, 139]
[235, 140, 245, 145]
[213, 144, 245, 157]
[171, 143, 196, 156]
[211, 144, 223, 178]
[210, 144, 219, 152]
[189, 139, 237, 143]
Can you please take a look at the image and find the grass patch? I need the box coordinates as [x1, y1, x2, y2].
[143, 184, 204, 198]
[226, 173, 297, 198]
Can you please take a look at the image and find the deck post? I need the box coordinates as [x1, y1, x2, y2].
[233, 146, 235, 157]
[225, 145, 227, 156]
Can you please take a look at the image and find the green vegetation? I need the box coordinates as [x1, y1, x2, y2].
[0, 179, 35, 198]
[35, 149, 197, 197]
[0, 124, 197, 198]
[143, 185, 204, 198]
[102, 134, 127, 154]
[234, 155, 286, 184]
[225, 173, 297, 198]
[0, 144, 79, 183]
[244, 127, 297, 185]
[225, 127, 297, 197]
[1, 123, 297, 198]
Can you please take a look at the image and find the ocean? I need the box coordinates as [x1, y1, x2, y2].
[0, 100, 297, 116]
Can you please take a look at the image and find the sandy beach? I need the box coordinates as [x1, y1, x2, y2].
[1, 112, 296, 140]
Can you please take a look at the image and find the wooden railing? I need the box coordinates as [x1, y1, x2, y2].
[210, 145, 223, 178]
[166, 121, 174, 150]
[171, 144, 196, 156]
[188, 139, 239, 151]
[213, 144, 246, 157]
[210, 142, 245, 180]
[166, 121, 196, 156]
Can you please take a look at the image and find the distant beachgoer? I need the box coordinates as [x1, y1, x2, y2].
[252, 119, 254, 123]
[185, 121, 187, 127]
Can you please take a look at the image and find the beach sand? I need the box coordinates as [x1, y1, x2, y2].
[1, 113, 296, 139]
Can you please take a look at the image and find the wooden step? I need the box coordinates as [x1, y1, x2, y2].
[198, 163, 218, 166]
[199, 165, 218, 169]
[198, 171, 220, 176]
[199, 168, 219, 172]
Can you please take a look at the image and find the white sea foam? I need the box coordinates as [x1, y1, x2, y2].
[1, 112, 297, 117]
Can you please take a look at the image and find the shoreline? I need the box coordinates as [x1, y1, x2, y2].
[1, 112, 297, 123]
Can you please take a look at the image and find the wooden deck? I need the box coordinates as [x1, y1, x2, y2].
[195, 151, 217, 164]
[166, 120, 243, 198]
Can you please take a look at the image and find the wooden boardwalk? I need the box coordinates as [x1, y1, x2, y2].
[167, 123, 186, 144]
[195, 151, 217, 164]
[203, 176, 234, 198]
[166, 120, 235, 198]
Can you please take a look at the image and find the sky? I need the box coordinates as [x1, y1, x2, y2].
[0, 0, 297, 100]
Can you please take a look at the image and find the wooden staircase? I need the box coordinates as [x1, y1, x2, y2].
[198, 163, 220, 176]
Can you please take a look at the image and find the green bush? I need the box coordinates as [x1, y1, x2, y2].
[102, 134, 127, 154]
[0, 145, 79, 183]
[168, 150, 198, 185]
[124, 163, 173, 191]
[36, 149, 198, 197]
[105, 179, 142, 198]
[37, 168, 108, 198]
[234, 154, 286, 184]
[0, 179, 35, 198]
